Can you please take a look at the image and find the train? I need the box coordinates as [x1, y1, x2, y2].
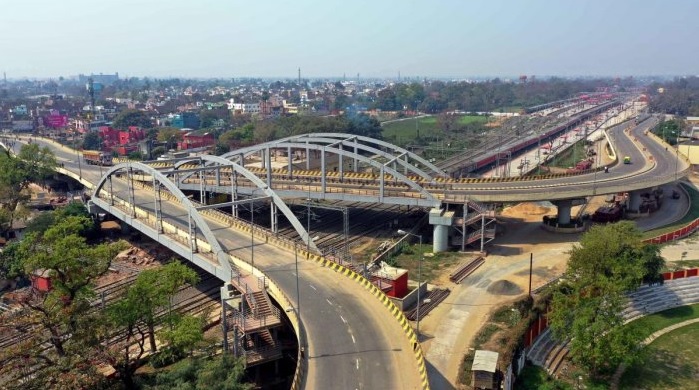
[82, 150, 114, 166]
[457, 101, 620, 175]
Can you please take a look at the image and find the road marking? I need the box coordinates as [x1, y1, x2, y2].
[356, 358, 359, 370]
[351, 334, 356, 344]
[340, 315, 347, 324]
[326, 298, 333, 306]
[291, 272, 296, 276]
[309, 284, 317, 291]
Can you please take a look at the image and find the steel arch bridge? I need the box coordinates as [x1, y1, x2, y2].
[168, 133, 443, 208]
[222, 133, 448, 179]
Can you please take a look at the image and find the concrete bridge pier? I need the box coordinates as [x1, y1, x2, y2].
[627, 190, 643, 213]
[553, 199, 573, 225]
[429, 208, 454, 252]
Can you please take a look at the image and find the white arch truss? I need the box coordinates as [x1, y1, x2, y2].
[92, 162, 234, 280]
[222, 132, 448, 178]
[169, 155, 321, 253]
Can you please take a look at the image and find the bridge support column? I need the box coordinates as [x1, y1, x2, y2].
[628, 190, 642, 213]
[429, 208, 453, 253]
[553, 200, 573, 225]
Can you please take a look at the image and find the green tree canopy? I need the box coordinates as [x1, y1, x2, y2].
[113, 109, 154, 129]
[0, 144, 56, 237]
[82, 131, 102, 150]
[0, 216, 125, 387]
[549, 222, 664, 376]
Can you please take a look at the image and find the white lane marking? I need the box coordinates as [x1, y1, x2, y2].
[356, 358, 359, 370]
[309, 284, 317, 291]
[340, 315, 347, 324]
[326, 298, 333, 306]
[351, 334, 356, 344]
[291, 272, 296, 276]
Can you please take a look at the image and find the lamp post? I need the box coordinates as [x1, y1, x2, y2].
[250, 187, 264, 271]
[397, 229, 422, 339]
[295, 242, 301, 320]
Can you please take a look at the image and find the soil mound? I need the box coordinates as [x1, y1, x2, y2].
[501, 202, 551, 217]
[486, 279, 523, 296]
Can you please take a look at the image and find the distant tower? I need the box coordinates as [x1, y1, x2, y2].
[398, 71, 401, 82]
[298, 67, 301, 87]
[2, 71, 6, 85]
[87, 77, 96, 120]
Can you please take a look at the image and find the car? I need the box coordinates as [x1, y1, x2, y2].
[623, 156, 631, 164]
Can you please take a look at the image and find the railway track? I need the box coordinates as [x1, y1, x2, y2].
[405, 288, 451, 321]
[0, 262, 221, 384]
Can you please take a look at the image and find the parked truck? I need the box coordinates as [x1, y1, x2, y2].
[82, 150, 113, 166]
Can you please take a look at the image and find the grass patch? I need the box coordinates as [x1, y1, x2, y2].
[473, 324, 502, 347]
[515, 365, 573, 390]
[620, 322, 699, 389]
[643, 182, 699, 239]
[547, 139, 590, 168]
[381, 115, 487, 144]
[491, 305, 522, 327]
[664, 259, 699, 271]
[389, 244, 465, 283]
[624, 303, 699, 341]
[458, 115, 489, 125]
[382, 116, 439, 143]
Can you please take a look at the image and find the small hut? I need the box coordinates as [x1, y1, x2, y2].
[472, 350, 499, 389]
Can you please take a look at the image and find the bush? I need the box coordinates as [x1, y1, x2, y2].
[149, 347, 186, 368]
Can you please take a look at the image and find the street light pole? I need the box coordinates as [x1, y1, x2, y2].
[295, 242, 301, 320]
[250, 188, 263, 271]
[397, 229, 423, 340]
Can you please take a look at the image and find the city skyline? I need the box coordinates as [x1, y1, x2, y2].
[2, 0, 698, 79]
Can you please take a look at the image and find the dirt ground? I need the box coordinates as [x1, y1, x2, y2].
[421, 202, 580, 389]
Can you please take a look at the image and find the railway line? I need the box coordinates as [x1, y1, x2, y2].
[436, 101, 619, 176]
[0, 260, 222, 384]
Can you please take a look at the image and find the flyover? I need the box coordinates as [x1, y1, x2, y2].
[155, 114, 689, 250]
[2, 137, 429, 390]
[2, 112, 689, 388]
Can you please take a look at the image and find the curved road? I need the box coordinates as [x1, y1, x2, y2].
[167, 115, 688, 205]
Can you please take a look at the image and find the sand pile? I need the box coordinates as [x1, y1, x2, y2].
[501, 202, 551, 217]
[486, 280, 523, 296]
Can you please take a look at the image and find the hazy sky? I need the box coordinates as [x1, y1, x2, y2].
[2, 0, 698, 79]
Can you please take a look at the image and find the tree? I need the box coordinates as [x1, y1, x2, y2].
[145, 355, 251, 390]
[113, 109, 154, 129]
[548, 222, 664, 376]
[0, 144, 56, 237]
[0, 216, 125, 386]
[157, 315, 206, 357]
[156, 127, 183, 150]
[82, 131, 102, 150]
[101, 260, 199, 387]
[437, 112, 458, 134]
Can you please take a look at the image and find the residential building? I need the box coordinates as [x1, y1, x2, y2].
[178, 132, 215, 150]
